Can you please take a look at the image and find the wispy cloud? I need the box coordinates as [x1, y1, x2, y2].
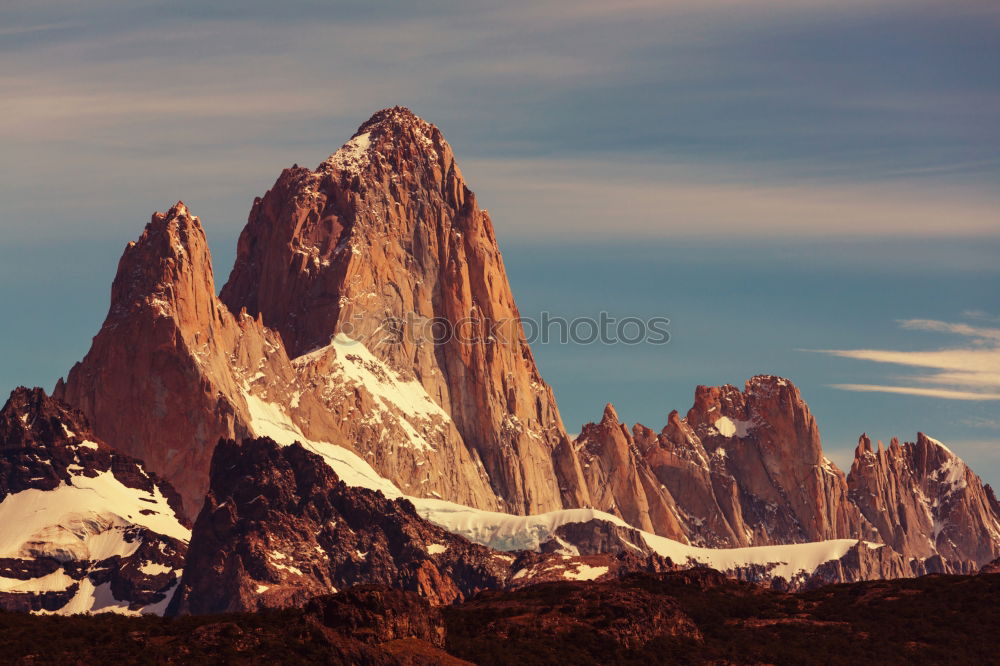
[899, 318, 1000, 343]
[465, 158, 1000, 237]
[962, 417, 1000, 430]
[2, 0, 999, 244]
[812, 317, 1000, 401]
[829, 384, 1000, 401]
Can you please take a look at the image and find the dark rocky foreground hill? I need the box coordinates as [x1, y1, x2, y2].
[3, 566, 1000, 665]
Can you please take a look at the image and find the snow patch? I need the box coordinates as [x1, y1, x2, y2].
[138, 562, 173, 576]
[294, 334, 451, 452]
[0, 569, 75, 593]
[0, 473, 190, 560]
[714, 416, 752, 438]
[412, 498, 875, 581]
[324, 132, 372, 174]
[563, 564, 608, 581]
[242, 391, 404, 497]
[934, 457, 968, 495]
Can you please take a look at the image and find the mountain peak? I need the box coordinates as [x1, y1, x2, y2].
[917, 432, 956, 457]
[109, 203, 216, 322]
[321, 106, 441, 175]
[355, 105, 431, 137]
[0, 386, 96, 452]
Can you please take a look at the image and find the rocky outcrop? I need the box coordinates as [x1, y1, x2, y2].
[449, 575, 703, 657]
[0, 387, 189, 614]
[54, 203, 266, 515]
[683, 376, 874, 545]
[56, 200, 500, 518]
[303, 587, 447, 649]
[576, 376, 876, 548]
[980, 558, 1000, 575]
[168, 437, 515, 615]
[574, 404, 686, 540]
[848, 432, 1000, 571]
[220, 106, 589, 515]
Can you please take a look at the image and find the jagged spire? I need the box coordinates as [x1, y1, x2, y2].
[856, 433, 874, 457]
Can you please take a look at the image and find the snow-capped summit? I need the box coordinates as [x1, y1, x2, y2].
[320, 106, 439, 175]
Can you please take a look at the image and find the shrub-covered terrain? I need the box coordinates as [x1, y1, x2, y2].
[2, 570, 998, 665]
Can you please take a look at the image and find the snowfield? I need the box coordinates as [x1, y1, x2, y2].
[0, 472, 189, 560]
[0, 470, 190, 615]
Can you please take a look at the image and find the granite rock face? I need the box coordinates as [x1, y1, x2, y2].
[58, 109, 591, 520]
[575, 377, 1000, 574]
[849, 432, 1000, 572]
[683, 376, 872, 545]
[56, 200, 499, 518]
[55, 203, 267, 515]
[576, 376, 876, 549]
[220, 106, 589, 516]
[574, 404, 686, 540]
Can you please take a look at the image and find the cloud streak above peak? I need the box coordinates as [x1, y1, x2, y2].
[812, 318, 1000, 401]
[2, 0, 999, 243]
[829, 384, 1000, 402]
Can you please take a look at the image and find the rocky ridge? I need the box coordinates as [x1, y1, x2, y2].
[578, 376, 876, 548]
[575, 376, 1000, 572]
[849, 431, 1000, 573]
[169, 437, 514, 615]
[0, 388, 189, 614]
[7, 567, 999, 664]
[170, 436, 945, 616]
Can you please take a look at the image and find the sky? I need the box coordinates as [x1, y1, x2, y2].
[1, 1, 998, 478]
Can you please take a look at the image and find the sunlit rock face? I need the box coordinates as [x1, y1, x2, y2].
[219, 106, 591, 516]
[849, 432, 1000, 571]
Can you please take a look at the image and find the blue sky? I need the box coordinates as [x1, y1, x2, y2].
[1, 1, 998, 478]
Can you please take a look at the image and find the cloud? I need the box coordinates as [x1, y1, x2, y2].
[962, 310, 1000, 324]
[465, 158, 1000, 237]
[898, 318, 1000, 342]
[812, 317, 1000, 401]
[962, 417, 1000, 430]
[829, 384, 1000, 401]
[2, 0, 999, 245]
